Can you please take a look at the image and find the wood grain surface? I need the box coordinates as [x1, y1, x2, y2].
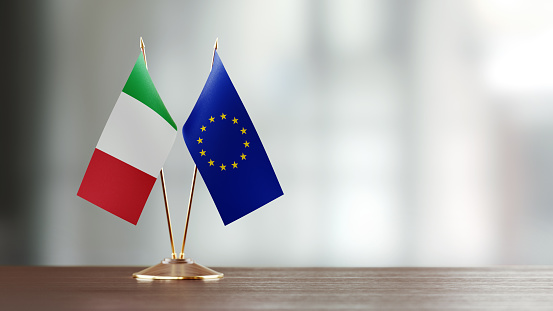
[1, 266, 553, 310]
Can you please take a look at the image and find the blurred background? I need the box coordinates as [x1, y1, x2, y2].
[2, 0, 553, 267]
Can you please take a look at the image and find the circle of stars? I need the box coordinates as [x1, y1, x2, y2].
[196, 113, 249, 171]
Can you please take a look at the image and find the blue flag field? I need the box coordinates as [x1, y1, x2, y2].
[183, 50, 283, 225]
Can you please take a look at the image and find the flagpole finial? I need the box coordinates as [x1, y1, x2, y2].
[140, 37, 148, 70]
[210, 38, 218, 69]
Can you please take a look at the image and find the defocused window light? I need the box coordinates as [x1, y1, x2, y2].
[483, 30, 553, 95]
[472, 0, 553, 94]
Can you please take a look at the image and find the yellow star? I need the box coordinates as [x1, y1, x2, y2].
[232, 162, 238, 169]
[197, 137, 203, 144]
[240, 153, 247, 160]
[199, 149, 206, 156]
[209, 116, 215, 123]
[200, 125, 206, 132]
[243, 140, 250, 148]
[232, 117, 238, 124]
[220, 163, 226, 171]
[208, 159, 214, 166]
[220, 113, 226, 120]
[241, 127, 247, 134]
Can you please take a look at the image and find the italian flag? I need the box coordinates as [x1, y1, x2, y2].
[78, 54, 177, 225]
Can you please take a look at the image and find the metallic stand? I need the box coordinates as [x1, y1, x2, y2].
[133, 38, 223, 280]
[133, 258, 223, 280]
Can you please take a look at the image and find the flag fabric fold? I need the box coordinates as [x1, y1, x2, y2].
[78, 53, 177, 225]
[183, 50, 283, 225]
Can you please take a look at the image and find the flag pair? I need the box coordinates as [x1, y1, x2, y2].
[78, 49, 283, 225]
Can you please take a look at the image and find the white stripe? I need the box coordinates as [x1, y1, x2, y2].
[96, 92, 176, 177]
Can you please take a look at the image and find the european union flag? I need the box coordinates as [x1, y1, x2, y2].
[183, 50, 283, 225]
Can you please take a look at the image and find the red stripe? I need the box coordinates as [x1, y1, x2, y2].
[78, 148, 157, 225]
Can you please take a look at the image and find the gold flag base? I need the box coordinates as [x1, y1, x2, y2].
[132, 258, 224, 280]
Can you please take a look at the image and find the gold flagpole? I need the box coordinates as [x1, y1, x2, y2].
[179, 166, 197, 259]
[179, 38, 218, 259]
[133, 38, 223, 279]
[140, 37, 177, 259]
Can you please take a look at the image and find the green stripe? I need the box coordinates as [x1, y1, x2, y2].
[122, 54, 177, 130]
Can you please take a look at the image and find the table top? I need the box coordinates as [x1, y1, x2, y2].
[1, 266, 553, 310]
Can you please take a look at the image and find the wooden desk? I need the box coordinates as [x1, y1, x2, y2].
[1, 266, 553, 310]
